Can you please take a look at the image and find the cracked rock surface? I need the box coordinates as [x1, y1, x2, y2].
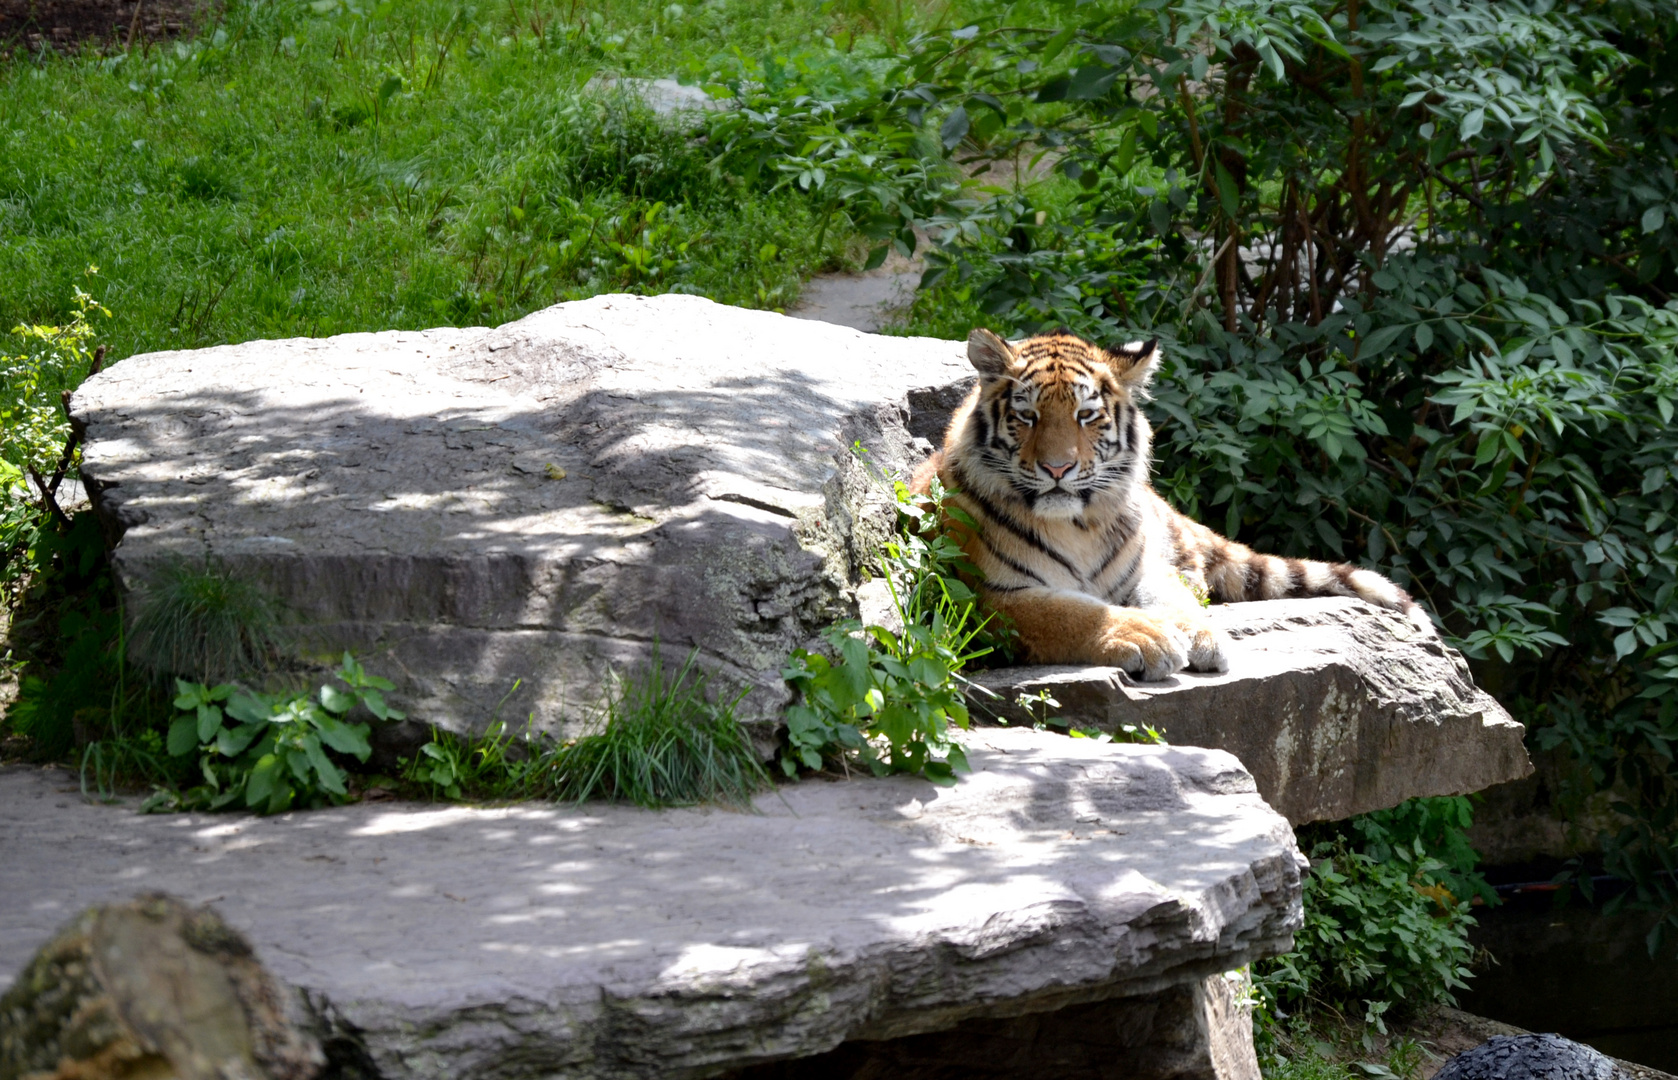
[971, 598, 1532, 825]
[70, 293, 971, 733]
[0, 729, 1304, 1080]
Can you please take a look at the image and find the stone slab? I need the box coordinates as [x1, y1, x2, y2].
[0, 729, 1304, 1080]
[970, 598, 1532, 825]
[71, 294, 971, 734]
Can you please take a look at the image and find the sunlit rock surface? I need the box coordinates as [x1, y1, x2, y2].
[71, 293, 972, 734]
[972, 597, 1532, 825]
[0, 729, 1302, 1080]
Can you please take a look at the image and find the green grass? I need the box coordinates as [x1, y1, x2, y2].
[404, 645, 770, 808]
[0, 0, 905, 359]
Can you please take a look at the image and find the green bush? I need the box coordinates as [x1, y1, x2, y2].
[1256, 796, 1485, 1029]
[144, 652, 401, 814]
[1258, 839, 1475, 1032]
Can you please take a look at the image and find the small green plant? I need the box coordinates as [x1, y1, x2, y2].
[547, 647, 769, 809]
[145, 652, 403, 814]
[781, 472, 1001, 783]
[405, 683, 538, 801]
[127, 559, 284, 683]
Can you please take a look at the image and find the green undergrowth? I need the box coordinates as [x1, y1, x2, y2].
[1256, 796, 1488, 1034]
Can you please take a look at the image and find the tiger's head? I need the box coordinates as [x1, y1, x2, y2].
[956, 328, 1160, 521]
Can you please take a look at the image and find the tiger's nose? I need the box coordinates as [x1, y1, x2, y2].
[1042, 461, 1076, 480]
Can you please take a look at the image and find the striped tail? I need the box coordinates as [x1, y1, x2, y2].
[1166, 504, 1434, 633]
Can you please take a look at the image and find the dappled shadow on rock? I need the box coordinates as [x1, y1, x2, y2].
[0, 729, 1301, 1079]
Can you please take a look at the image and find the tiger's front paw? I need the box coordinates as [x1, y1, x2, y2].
[1173, 613, 1230, 673]
[1093, 610, 1190, 681]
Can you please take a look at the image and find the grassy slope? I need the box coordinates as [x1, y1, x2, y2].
[0, 0, 869, 361]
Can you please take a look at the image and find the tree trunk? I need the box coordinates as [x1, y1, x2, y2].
[0, 894, 323, 1080]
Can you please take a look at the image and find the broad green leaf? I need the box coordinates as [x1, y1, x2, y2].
[319, 684, 356, 715]
[245, 754, 282, 808]
[167, 715, 201, 757]
[196, 703, 223, 743]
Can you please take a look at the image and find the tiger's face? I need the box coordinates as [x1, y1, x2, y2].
[963, 329, 1159, 520]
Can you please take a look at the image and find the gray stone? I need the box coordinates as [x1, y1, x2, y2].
[969, 597, 1532, 825]
[586, 75, 731, 118]
[0, 728, 1305, 1080]
[1435, 1035, 1626, 1080]
[71, 293, 970, 735]
[719, 970, 1258, 1080]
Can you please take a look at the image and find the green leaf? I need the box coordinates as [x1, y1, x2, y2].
[1355, 323, 1407, 358]
[1413, 322, 1434, 353]
[193, 702, 222, 742]
[1459, 109, 1485, 140]
[315, 715, 373, 760]
[1642, 206, 1667, 234]
[226, 692, 274, 724]
[303, 735, 348, 794]
[167, 715, 201, 757]
[1213, 160, 1239, 218]
[939, 106, 970, 150]
[216, 723, 262, 757]
[245, 754, 282, 808]
[319, 683, 356, 715]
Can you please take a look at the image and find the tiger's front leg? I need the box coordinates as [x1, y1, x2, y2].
[986, 586, 1210, 680]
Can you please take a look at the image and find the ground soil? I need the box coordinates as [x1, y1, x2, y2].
[0, 0, 219, 55]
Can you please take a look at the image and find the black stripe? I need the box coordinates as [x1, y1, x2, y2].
[1088, 521, 1139, 583]
[977, 535, 1050, 586]
[982, 583, 1030, 594]
[954, 473, 1083, 580]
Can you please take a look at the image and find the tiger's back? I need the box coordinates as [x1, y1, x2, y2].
[911, 329, 1427, 678]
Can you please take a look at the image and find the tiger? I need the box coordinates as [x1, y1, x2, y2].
[909, 328, 1432, 680]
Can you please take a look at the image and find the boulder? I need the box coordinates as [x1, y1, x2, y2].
[1435, 1034, 1627, 1080]
[0, 729, 1304, 1080]
[70, 293, 971, 734]
[971, 597, 1532, 825]
[0, 893, 324, 1080]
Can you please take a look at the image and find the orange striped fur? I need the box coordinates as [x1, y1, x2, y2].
[910, 329, 1430, 680]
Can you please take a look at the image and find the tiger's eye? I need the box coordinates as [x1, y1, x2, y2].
[1077, 409, 1098, 423]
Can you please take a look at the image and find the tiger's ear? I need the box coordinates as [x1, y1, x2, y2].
[967, 329, 1017, 380]
[1106, 338, 1161, 389]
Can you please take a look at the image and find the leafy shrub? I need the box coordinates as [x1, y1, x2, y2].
[0, 274, 109, 595]
[1258, 839, 1475, 1031]
[781, 473, 1002, 783]
[1256, 795, 1486, 1028]
[145, 653, 402, 814]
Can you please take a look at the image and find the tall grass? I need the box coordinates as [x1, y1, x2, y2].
[550, 646, 768, 808]
[126, 558, 283, 683]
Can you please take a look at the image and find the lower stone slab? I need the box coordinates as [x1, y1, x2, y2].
[723, 971, 1258, 1080]
[970, 598, 1532, 825]
[0, 729, 1303, 1080]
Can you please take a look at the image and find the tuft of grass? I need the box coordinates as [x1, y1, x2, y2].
[548, 646, 768, 809]
[126, 559, 282, 684]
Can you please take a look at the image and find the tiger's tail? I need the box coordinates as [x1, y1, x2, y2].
[1167, 505, 1434, 633]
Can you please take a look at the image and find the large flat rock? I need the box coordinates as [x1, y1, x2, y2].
[0, 729, 1304, 1079]
[971, 598, 1532, 825]
[71, 294, 971, 731]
